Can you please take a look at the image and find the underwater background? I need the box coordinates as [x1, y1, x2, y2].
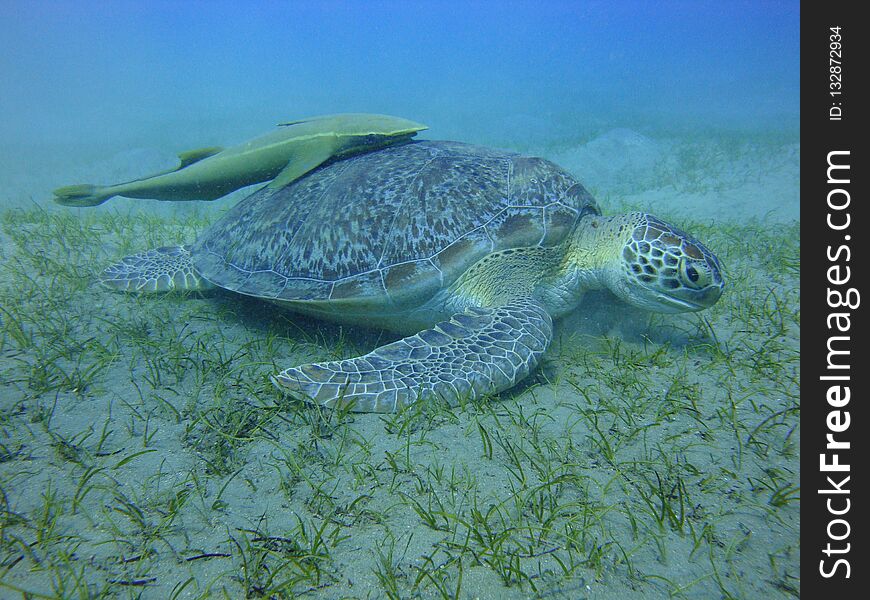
[1, 0, 798, 215]
[1, 1, 799, 598]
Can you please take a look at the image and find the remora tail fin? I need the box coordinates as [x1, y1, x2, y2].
[52, 184, 111, 207]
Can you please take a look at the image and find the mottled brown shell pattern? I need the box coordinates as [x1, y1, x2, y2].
[192, 141, 599, 307]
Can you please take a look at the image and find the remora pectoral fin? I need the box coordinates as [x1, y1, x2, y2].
[176, 146, 224, 169]
[267, 140, 335, 189]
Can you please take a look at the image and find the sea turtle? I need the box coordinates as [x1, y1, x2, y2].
[101, 141, 724, 412]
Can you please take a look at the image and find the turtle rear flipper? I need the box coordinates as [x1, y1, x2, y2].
[271, 298, 553, 412]
[100, 245, 216, 293]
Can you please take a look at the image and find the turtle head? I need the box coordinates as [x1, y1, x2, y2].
[600, 212, 724, 313]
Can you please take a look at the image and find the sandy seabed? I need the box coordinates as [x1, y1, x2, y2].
[0, 129, 799, 598]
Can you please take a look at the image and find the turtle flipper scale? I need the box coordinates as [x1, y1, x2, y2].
[272, 298, 553, 413]
[100, 245, 216, 293]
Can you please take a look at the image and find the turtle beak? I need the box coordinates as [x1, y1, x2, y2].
[654, 284, 722, 312]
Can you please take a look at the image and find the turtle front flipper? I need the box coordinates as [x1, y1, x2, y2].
[272, 298, 552, 413]
[100, 245, 216, 293]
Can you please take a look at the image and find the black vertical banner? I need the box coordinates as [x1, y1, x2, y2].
[803, 2, 868, 597]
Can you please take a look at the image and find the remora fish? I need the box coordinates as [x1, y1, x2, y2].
[52, 113, 427, 207]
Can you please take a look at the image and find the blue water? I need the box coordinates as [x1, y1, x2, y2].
[1, 0, 798, 154]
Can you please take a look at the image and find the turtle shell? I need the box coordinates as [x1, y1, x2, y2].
[192, 141, 599, 308]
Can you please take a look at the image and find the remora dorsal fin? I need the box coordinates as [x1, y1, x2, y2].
[277, 114, 337, 127]
[176, 146, 224, 169]
[277, 118, 313, 127]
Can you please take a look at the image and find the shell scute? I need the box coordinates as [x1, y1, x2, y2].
[192, 141, 594, 305]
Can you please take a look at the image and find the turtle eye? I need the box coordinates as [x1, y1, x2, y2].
[679, 258, 708, 289]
